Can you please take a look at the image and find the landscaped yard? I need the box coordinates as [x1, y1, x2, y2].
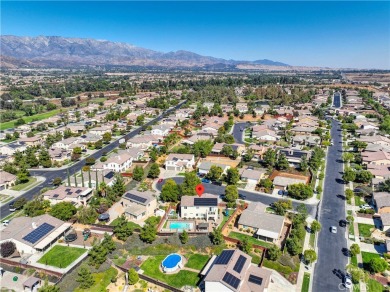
[355, 195, 365, 206]
[309, 233, 315, 248]
[228, 231, 273, 248]
[109, 217, 141, 230]
[185, 254, 210, 270]
[0, 109, 62, 131]
[367, 279, 385, 292]
[358, 223, 375, 238]
[74, 267, 118, 292]
[351, 255, 358, 267]
[11, 177, 37, 191]
[141, 256, 200, 288]
[220, 209, 233, 227]
[301, 273, 310, 292]
[38, 245, 86, 268]
[361, 251, 381, 265]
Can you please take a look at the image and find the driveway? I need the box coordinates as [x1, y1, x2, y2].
[232, 122, 251, 144]
[312, 119, 348, 291]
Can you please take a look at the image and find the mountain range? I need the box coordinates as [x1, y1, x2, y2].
[0, 35, 291, 69]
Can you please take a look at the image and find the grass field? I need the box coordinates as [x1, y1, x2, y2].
[141, 256, 200, 288]
[11, 177, 37, 191]
[358, 223, 375, 238]
[361, 251, 381, 264]
[74, 267, 118, 292]
[185, 254, 210, 270]
[228, 231, 273, 248]
[367, 279, 385, 292]
[301, 273, 310, 292]
[38, 245, 86, 268]
[351, 255, 358, 267]
[0, 109, 61, 131]
[354, 196, 365, 206]
[309, 232, 316, 248]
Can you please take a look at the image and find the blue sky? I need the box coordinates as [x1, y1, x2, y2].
[1, 1, 389, 69]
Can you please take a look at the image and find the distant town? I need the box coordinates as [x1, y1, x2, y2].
[1, 69, 390, 292]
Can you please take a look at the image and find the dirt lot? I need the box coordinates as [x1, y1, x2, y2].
[233, 114, 262, 122]
[202, 156, 240, 168]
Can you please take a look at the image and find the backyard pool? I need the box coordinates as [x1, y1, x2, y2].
[169, 221, 193, 231]
[161, 253, 183, 272]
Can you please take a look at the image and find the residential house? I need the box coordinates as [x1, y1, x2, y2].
[198, 161, 231, 176]
[252, 129, 280, 142]
[151, 124, 171, 137]
[94, 153, 133, 172]
[127, 135, 162, 149]
[0, 214, 71, 254]
[48, 148, 71, 163]
[279, 148, 311, 165]
[122, 190, 157, 221]
[292, 135, 320, 147]
[0, 141, 27, 156]
[358, 136, 390, 147]
[362, 151, 390, 166]
[70, 170, 117, 188]
[239, 168, 265, 185]
[89, 125, 112, 136]
[236, 103, 248, 113]
[238, 202, 286, 244]
[18, 136, 43, 147]
[203, 249, 272, 292]
[182, 133, 213, 145]
[180, 194, 219, 221]
[43, 185, 93, 206]
[52, 137, 81, 150]
[0, 170, 16, 190]
[212, 143, 246, 155]
[374, 192, 390, 214]
[273, 175, 307, 190]
[291, 126, 316, 135]
[165, 154, 195, 171]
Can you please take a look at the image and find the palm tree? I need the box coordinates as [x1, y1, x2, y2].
[99, 182, 107, 198]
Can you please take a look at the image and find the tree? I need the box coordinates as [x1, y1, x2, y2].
[94, 140, 103, 149]
[345, 189, 354, 201]
[346, 265, 369, 284]
[17, 167, 30, 184]
[276, 153, 289, 170]
[343, 168, 356, 183]
[210, 227, 223, 245]
[77, 206, 98, 224]
[39, 149, 52, 168]
[180, 230, 189, 244]
[128, 268, 139, 285]
[226, 168, 240, 185]
[288, 183, 313, 200]
[350, 243, 361, 257]
[273, 199, 293, 215]
[112, 174, 126, 197]
[286, 237, 302, 256]
[147, 163, 160, 179]
[267, 245, 281, 261]
[149, 148, 158, 162]
[221, 145, 233, 157]
[38, 280, 60, 292]
[86, 157, 96, 165]
[133, 166, 144, 181]
[303, 249, 317, 265]
[26, 150, 39, 167]
[300, 156, 309, 172]
[50, 202, 77, 221]
[0, 241, 16, 257]
[379, 178, 390, 192]
[160, 179, 180, 202]
[259, 178, 273, 192]
[139, 223, 157, 243]
[241, 237, 252, 254]
[356, 170, 372, 184]
[263, 149, 276, 167]
[225, 185, 238, 207]
[180, 172, 201, 196]
[102, 132, 112, 143]
[24, 196, 50, 217]
[206, 165, 223, 180]
[77, 266, 95, 289]
[342, 152, 355, 163]
[102, 232, 116, 253]
[310, 220, 321, 233]
[113, 215, 133, 241]
[53, 177, 62, 186]
[193, 140, 213, 157]
[13, 197, 27, 210]
[369, 257, 388, 273]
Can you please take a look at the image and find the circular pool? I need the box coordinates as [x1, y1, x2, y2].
[161, 253, 183, 273]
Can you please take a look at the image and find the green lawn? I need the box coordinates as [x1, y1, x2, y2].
[220, 209, 233, 227]
[228, 231, 273, 248]
[355, 196, 365, 206]
[109, 218, 141, 230]
[301, 273, 310, 292]
[11, 177, 37, 191]
[309, 232, 316, 248]
[185, 254, 210, 270]
[38, 245, 86, 268]
[0, 109, 61, 130]
[358, 223, 375, 238]
[351, 255, 358, 267]
[74, 267, 118, 292]
[361, 251, 381, 264]
[367, 279, 385, 292]
[141, 256, 200, 288]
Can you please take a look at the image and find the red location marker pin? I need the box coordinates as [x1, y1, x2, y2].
[195, 184, 205, 197]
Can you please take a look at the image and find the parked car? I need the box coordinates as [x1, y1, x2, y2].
[157, 178, 163, 184]
[82, 228, 91, 236]
[331, 226, 337, 234]
[201, 178, 211, 184]
[98, 213, 110, 221]
[359, 204, 372, 210]
[238, 193, 246, 200]
[2, 220, 10, 226]
[344, 274, 352, 289]
[64, 232, 77, 243]
[8, 203, 16, 212]
[339, 220, 348, 227]
[211, 180, 222, 186]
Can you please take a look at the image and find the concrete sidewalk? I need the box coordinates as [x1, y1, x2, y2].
[296, 220, 315, 292]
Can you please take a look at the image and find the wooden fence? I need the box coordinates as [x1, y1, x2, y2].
[0, 258, 63, 278]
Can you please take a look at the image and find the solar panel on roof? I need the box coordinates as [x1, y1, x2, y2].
[125, 193, 147, 204]
[53, 194, 59, 198]
[75, 190, 82, 194]
[105, 171, 115, 179]
[248, 274, 263, 286]
[23, 223, 55, 244]
[194, 198, 218, 206]
[233, 255, 247, 273]
[67, 192, 72, 195]
[65, 188, 71, 192]
[215, 250, 234, 265]
[222, 272, 240, 289]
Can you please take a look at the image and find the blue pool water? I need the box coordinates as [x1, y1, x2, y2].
[169, 222, 193, 230]
[162, 254, 182, 269]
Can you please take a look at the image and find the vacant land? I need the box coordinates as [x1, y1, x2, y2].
[38, 245, 86, 268]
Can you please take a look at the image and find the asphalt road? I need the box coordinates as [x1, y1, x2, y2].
[334, 92, 341, 108]
[156, 177, 317, 217]
[232, 122, 251, 144]
[312, 119, 348, 291]
[0, 101, 186, 220]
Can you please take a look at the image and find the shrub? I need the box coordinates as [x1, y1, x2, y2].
[1, 241, 16, 257]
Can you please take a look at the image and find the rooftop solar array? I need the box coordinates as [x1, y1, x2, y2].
[215, 250, 234, 265]
[222, 272, 240, 289]
[194, 198, 218, 206]
[23, 223, 55, 244]
[75, 190, 82, 194]
[125, 193, 147, 204]
[233, 255, 247, 273]
[65, 188, 71, 192]
[105, 171, 115, 179]
[248, 274, 263, 286]
[53, 194, 59, 198]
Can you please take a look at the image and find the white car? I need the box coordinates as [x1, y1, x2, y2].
[2, 220, 10, 226]
[331, 226, 337, 234]
[344, 274, 352, 289]
[359, 204, 372, 210]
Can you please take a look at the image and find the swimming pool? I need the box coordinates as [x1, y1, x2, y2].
[161, 253, 183, 272]
[169, 221, 193, 230]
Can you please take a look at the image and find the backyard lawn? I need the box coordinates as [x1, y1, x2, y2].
[0, 109, 61, 131]
[38, 245, 86, 268]
[141, 256, 200, 288]
[301, 273, 310, 292]
[220, 209, 233, 227]
[354, 195, 365, 206]
[185, 254, 210, 270]
[74, 267, 118, 292]
[109, 217, 141, 230]
[11, 177, 37, 191]
[228, 231, 273, 248]
[358, 224, 375, 238]
[361, 251, 381, 264]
